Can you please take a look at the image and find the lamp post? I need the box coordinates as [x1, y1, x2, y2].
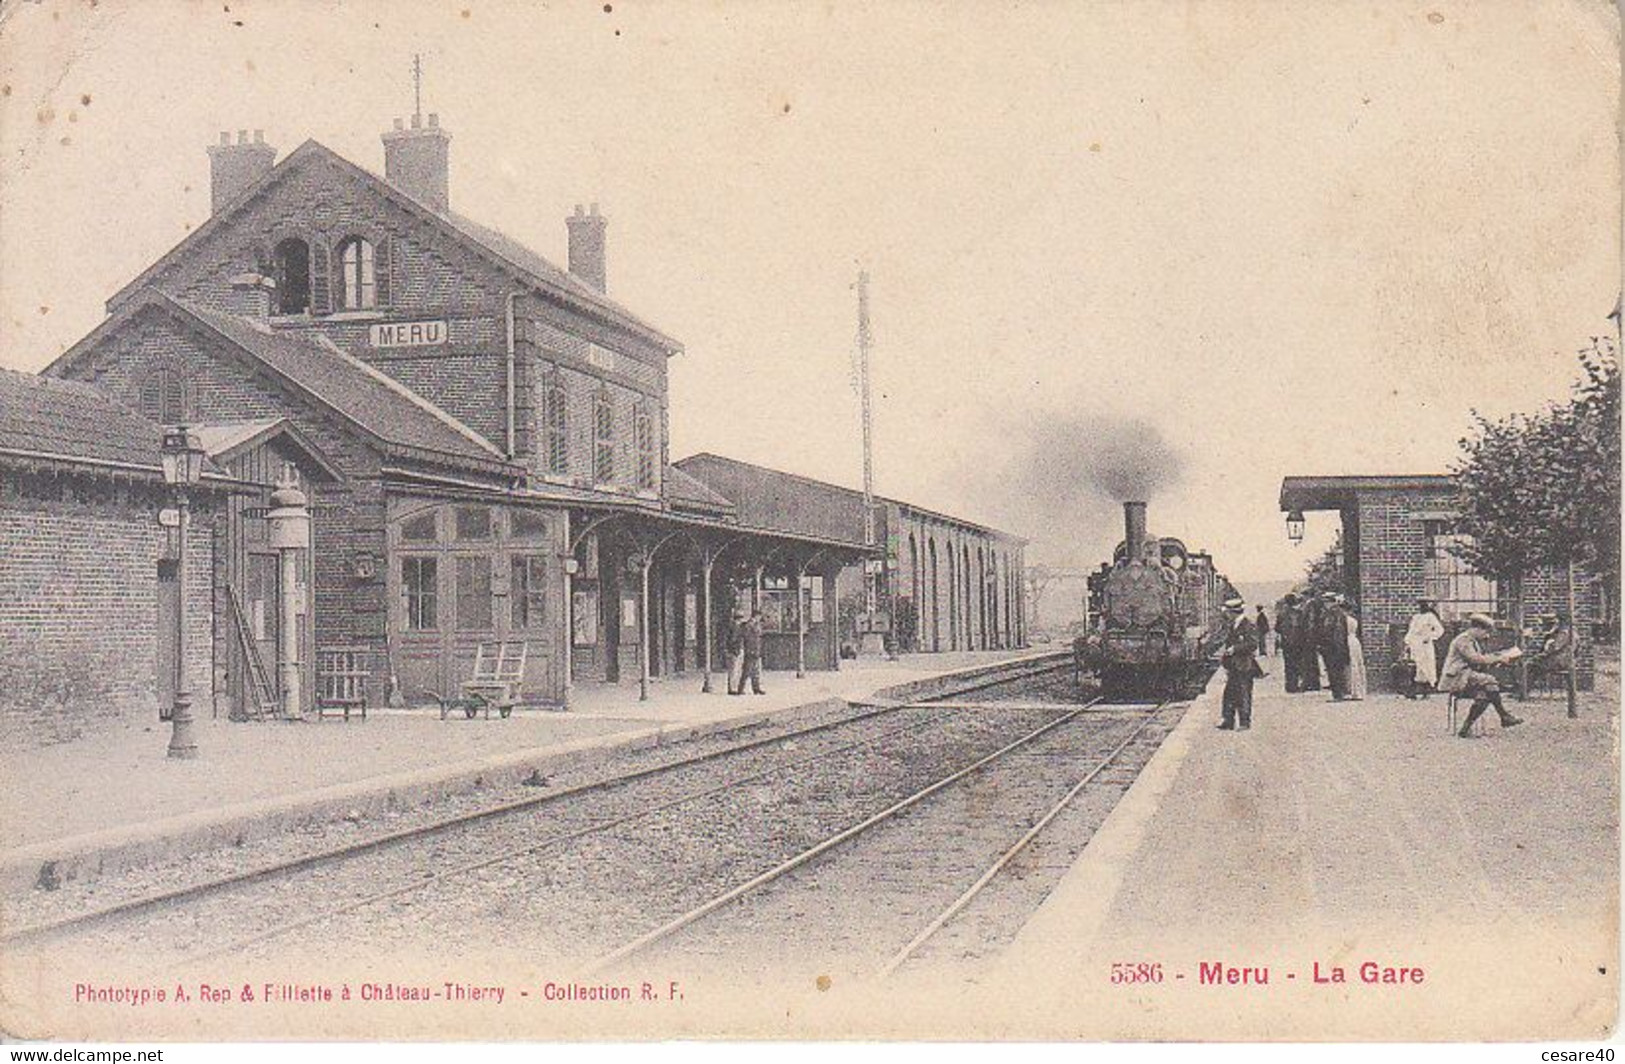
[1286, 510, 1306, 545]
[160, 425, 205, 759]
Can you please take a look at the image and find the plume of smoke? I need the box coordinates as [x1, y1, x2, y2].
[1020, 413, 1185, 505]
[978, 413, 1186, 568]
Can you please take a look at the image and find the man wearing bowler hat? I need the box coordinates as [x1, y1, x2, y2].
[1219, 597, 1263, 731]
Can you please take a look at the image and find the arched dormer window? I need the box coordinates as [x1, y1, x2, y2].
[274, 237, 311, 314]
[337, 236, 376, 310]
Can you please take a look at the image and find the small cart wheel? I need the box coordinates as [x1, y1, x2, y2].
[499, 706, 512, 719]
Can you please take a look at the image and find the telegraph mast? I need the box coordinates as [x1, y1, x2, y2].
[856, 269, 876, 551]
[413, 54, 424, 122]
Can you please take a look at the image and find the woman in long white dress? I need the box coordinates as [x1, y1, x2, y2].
[1403, 601, 1445, 698]
[1344, 603, 1367, 700]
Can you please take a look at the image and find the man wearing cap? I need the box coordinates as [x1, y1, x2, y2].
[1439, 613, 1524, 738]
[1219, 599, 1263, 730]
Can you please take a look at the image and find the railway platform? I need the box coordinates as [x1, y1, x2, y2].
[992, 660, 1619, 1040]
[0, 649, 1042, 895]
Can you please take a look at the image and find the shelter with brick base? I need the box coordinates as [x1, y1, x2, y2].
[1279, 474, 1601, 691]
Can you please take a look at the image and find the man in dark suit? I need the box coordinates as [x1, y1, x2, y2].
[1276, 594, 1302, 692]
[1219, 599, 1262, 730]
[742, 610, 767, 695]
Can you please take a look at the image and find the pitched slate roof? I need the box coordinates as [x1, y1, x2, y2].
[174, 298, 511, 471]
[663, 463, 737, 517]
[105, 139, 681, 354]
[674, 452, 1024, 543]
[0, 366, 165, 472]
[0, 366, 229, 484]
[45, 290, 517, 477]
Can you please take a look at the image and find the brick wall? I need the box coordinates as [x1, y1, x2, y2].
[0, 476, 214, 751]
[142, 151, 672, 479]
[888, 507, 1024, 653]
[57, 311, 395, 701]
[1353, 487, 1598, 690]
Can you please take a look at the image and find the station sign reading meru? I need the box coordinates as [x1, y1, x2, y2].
[370, 320, 448, 349]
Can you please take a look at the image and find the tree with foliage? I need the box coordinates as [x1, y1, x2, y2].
[1301, 531, 1346, 598]
[1452, 338, 1620, 717]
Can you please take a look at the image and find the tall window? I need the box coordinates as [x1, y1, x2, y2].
[1423, 521, 1498, 619]
[594, 391, 615, 484]
[274, 237, 311, 314]
[635, 408, 655, 491]
[511, 555, 547, 630]
[544, 371, 569, 476]
[402, 557, 438, 630]
[337, 236, 376, 310]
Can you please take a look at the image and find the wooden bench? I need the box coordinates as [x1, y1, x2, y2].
[316, 646, 370, 721]
[439, 641, 528, 720]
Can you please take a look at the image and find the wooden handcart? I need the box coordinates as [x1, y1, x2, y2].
[435, 640, 528, 720]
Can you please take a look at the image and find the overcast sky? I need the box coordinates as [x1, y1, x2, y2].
[0, 0, 1617, 584]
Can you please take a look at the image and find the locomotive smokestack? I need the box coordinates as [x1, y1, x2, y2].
[1124, 501, 1148, 556]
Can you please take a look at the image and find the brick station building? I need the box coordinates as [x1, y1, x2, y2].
[1279, 474, 1602, 690]
[17, 114, 1024, 736]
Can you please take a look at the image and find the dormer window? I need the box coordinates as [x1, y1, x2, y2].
[273, 237, 311, 314]
[337, 236, 376, 310]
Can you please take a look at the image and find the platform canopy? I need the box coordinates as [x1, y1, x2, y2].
[1279, 474, 1457, 513]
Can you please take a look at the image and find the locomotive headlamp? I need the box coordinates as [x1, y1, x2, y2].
[1286, 510, 1306, 544]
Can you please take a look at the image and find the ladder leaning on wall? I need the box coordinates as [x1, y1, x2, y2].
[227, 586, 281, 721]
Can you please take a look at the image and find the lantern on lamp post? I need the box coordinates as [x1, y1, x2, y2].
[160, 425, 205, 760]
[1286, 510, 1306, 545]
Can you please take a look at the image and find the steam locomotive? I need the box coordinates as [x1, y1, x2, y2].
[1078, 501, 1236, 694]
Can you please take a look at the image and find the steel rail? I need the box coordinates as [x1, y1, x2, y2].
[8, 655, 1074, 950]
[575, 693, 1109, 977]
[877, 698, 1171, 978]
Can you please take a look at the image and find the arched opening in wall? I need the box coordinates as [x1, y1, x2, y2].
[962, 543, 973, 651]
[947, 546, 959, 651]
[988, 552, 1001, 653]
[928, 538, 940, 652]
[908, 532, 919, 653]
[274, 238, 311, 315]
[978, 547, 989, 650]
[337, 236, 377, 310]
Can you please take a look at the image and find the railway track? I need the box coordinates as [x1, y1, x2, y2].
[5, 655, 1077, 965]
[580, 697, 1180, 981]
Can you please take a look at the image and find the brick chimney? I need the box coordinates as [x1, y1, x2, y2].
[566, 203, 607, 293]
[382, 112, 451, 213]
[206, 130, 275, 214]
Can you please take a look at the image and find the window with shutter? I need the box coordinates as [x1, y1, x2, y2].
[310, 240, 332, 314]
[375, 235, 393, 308]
